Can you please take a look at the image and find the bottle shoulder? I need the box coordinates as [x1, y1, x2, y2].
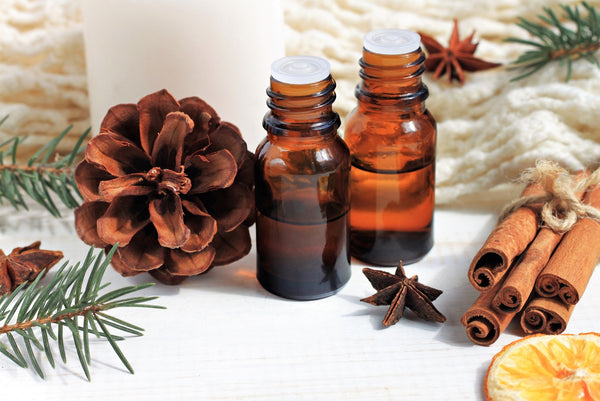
[257, 133, 348, 156]
[346, 105, 435, 125]
[256, 133, 350, 175]
[344, 107, 436, 141]
[343, 107, 436, 172]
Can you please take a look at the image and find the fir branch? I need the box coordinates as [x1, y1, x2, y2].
[506, 1, 600, 81]
[0, 245, 164, 380]
[0, 116, 88, 217]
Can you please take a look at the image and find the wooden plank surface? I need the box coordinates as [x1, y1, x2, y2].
[1, 205, 598, 400]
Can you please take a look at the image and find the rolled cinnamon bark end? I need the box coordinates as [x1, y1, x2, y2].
[535, 274, 562, 298]
[521, 308, 546, 334]
[536, 184, 600, 306]
[468, 251, 506, 291]
[461, 285, 515, 346]
[492, 286, 521, 313]
[468, 183, 544, 292]
[521, 297, 574, 335]
[493, 227, 563, 313]
[559, 285, 579, 305]
[463, 316, 498, 346]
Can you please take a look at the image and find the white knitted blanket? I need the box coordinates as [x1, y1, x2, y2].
[0, 0, 88, 156]
[1, 0, 600, 208]
[285, 0, 600, 207]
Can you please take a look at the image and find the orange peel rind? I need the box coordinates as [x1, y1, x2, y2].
[485, 332, 600, 401]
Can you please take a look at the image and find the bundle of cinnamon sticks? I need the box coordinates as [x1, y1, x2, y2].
[461, 163, 600, 346]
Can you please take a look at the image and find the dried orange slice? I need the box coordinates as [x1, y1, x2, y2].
[485, 333, 600, 401]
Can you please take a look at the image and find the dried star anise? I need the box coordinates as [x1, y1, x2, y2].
[361, 263, 446, 326]
[74, 89, 254, 285]
[419, 19, 501, 84]
[0, 242, 63, 295]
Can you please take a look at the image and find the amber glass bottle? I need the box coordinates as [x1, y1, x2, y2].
[256, 56, 351, 300]
[345, 29, 437, 266]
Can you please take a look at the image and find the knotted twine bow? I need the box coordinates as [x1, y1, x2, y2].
[498, 160, 600, 233]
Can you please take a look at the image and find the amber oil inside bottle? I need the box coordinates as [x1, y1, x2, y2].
[256, 56, 351, 300]
[345, 30, 437, 266]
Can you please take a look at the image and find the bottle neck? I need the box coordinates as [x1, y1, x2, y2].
[355, 47, 428, 112]
[263, 75, 341, 137]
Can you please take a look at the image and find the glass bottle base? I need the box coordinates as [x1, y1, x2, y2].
[257, 270, 350, 301]
[256, 212, 351, 301]
[350, 229, 433, 266]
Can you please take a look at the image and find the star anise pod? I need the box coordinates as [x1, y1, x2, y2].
[74, 89, 254, 285]
[419, 19, 501, 84]
[0, 242, 63, 295]
[361, 263, 446, 326]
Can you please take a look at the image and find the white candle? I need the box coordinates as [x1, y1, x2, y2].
[82, 0, 285, 153]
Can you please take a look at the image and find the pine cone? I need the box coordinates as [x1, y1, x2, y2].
[74, 89, 254, 285]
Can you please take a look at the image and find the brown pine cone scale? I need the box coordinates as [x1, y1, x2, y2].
[74, 89, 254, 285]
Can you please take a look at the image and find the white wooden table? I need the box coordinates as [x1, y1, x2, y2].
[1, 205, 598, 400]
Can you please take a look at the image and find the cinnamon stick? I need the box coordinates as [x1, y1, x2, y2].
[491, 172, 588, 312]
[535, 183, 600, 305]
[468, 183, 545, 292]
[520, 296, 574, 335]
[491, 228, 563, 313]
[461, 282, 517, 346]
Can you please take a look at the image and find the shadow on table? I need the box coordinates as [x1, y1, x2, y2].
[0, 203, 77, 237]
[182, 250, 267, 299]
[338, 292, 448, 333]
[475, 360, 489, 400]
[426, 211, 498, 348]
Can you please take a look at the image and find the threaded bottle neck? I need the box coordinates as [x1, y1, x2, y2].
[263, 56, 340, 138]
[356, 47, 429, 110]
[264, 75, 340, 137]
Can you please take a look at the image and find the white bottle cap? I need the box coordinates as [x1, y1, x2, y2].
[363, 29, 421, 55]
[271, 55, 330, 85]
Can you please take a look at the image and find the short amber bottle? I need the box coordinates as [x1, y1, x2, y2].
[255, 56, 351, 300]
[345, 29, 437, 266]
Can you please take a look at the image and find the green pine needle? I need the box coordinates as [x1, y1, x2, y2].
[0, 116, 88, 217]
[0, 245, 164, 380]
[507, 1, 600, 81]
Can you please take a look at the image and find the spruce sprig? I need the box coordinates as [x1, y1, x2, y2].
[0, 115, 88, 217]
[506, 1, 600, 81]
[0, 245, 164, 380]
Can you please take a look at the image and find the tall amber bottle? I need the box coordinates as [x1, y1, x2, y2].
[345, 29, 437, 266]
[256, 56, 351, 300]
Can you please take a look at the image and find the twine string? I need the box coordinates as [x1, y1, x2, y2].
[498, 160, 600, 233]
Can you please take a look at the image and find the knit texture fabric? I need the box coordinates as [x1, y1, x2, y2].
[1, 0, 599, 208]
[0, 0, 88, 157]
